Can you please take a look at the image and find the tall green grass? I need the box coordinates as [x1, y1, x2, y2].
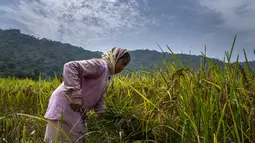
[1, 40, 255, 142]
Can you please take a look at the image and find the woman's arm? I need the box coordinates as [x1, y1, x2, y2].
[63, 59, 102, 112]
[94, 93, 106, 118]
[63, 59, 102, 93]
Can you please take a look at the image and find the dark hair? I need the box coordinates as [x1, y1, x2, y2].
[119, 52, 131, 61]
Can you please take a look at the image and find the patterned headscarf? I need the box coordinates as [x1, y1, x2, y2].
[102, 47, 130, 75]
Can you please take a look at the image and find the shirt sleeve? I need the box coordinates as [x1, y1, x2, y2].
[63, 59, 102, 93]
[94, 93, 107, 114]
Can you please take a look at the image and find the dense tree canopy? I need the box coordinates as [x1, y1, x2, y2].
[0, 29, 254, 80]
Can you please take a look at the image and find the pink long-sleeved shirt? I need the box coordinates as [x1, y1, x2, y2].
[44, 58, 111, 127]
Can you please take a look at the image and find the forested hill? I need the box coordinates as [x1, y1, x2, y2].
[0, 29, 254, 79]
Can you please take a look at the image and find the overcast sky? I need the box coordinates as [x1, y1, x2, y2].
[0, 0, 254, 61]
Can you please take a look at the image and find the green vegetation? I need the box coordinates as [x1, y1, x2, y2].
[1, 29, 254, 80]
[0, 36, 254, 142]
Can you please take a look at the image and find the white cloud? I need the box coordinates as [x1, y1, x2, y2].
[0, 0, 156, 48]
[104, 0, 118, 2]
[198, 0, 255, 32]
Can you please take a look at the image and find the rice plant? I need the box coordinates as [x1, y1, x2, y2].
[0, 40, 254, 143]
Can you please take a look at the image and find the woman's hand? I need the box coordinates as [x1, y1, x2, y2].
[97, 112, 106, 120]
[70, 97, 83, 112]
[69, 90, 83, 112]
